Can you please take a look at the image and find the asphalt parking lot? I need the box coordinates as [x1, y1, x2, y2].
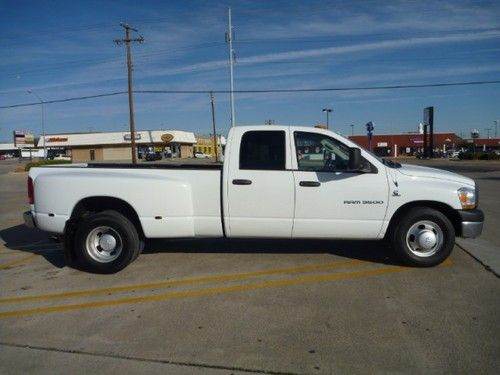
[0, 159, 499, 374]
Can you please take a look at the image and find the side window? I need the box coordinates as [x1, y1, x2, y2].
[240, 131, 286, 170]
[294, 132, 350, 172]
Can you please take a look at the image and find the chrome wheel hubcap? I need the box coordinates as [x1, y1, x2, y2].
[406, 220, 443, 257]
[85, 226, 122, 263]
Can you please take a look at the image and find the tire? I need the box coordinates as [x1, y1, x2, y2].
[134, 239, 145, 261]
[391, 207, 455, 267]
[74, 210, 141, 273]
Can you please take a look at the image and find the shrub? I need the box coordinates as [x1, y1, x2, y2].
[25, 160, 71, 171]
[459, 152, 474, 160]
[458, 152, 499, 161]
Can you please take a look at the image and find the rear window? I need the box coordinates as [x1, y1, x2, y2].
[239, 131, 286, 170]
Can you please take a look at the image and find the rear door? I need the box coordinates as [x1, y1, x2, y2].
[225, 129, 295, 237]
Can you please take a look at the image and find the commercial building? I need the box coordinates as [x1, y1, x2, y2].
[348, 132, 462, 157]
[462, 137, 500, 152]
[194, 135, 227, 158]
[39, 130, 196, 162]
[0, 143, 17, 156]
[0, 143, 43, 158]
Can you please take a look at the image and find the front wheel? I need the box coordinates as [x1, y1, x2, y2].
[74, 210, 141, 273]
[391, 207, 455, 267]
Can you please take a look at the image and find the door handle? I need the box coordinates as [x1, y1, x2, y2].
[232, 179, 252, 185]
[299, 181, 321, 187]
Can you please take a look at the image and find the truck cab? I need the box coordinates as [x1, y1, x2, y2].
[223, 126, 388, 239]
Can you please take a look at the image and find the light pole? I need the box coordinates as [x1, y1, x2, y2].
[27, 90, 46, 159]
[485, 128, 491, 139]
[322, 108, 332, 129]
[350, 124, 354, 136]
[495, 120, 499, 138]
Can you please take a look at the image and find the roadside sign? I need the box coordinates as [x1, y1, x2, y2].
[366, 122, 374, 150]
[13, 130, 35, 148]
[161, 133, 174, 143]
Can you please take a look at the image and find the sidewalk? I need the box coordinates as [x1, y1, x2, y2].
[457, 238, 500, 277]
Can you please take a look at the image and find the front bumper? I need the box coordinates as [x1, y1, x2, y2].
[458, 209, 484, 238]
[23, 211, 36, 229]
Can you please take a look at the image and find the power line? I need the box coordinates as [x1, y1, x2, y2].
[1, 0, 496, 43]
[2, 41, 226, 77]
[136, 80, 500, 93]
[4, 49, 496, 78]
[234, 28, 500, 44]
[1, 79, 499, 109]
[3, 29, 499, 77]
[0, 91, 127, 108]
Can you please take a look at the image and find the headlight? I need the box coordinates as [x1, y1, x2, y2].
[457, 187, 476, 209]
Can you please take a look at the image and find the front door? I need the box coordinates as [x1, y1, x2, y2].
[292, 131, 389, 239]
[226, 130, 295, 238]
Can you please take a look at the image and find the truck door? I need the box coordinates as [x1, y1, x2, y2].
[226, 129, 294, 237]
[292, 131, 389, 239]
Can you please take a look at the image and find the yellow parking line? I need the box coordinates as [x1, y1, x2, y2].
[0, 254, 37, 270]
[0, 252, 27, 256]
[0, 265, 407, 318]
[0, 259, 365, 304]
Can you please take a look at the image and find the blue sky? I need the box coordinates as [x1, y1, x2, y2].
[1, 0, 500, 142]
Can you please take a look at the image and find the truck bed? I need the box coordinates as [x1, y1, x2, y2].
[29, 163, 224, 238]
[87, 162, 223, 170]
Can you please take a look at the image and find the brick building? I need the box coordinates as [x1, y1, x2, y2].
[461, 137, 500, 152]
[348, 132, 462, 157]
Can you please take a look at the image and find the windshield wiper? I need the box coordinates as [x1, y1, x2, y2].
[382, 159, 401, 168]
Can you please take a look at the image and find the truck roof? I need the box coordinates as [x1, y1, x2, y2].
[231, 125, 335, 134]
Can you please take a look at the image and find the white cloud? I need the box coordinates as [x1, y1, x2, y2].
[132, 29, 500, 80]
[236, 30, 500, 65]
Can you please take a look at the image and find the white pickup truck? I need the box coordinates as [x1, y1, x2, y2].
[24, 125, 484, 273]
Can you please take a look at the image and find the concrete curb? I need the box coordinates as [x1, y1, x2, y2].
[456, 238, 500, 278]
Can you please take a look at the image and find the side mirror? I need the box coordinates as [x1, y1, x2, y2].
[348, 148, 362, 170]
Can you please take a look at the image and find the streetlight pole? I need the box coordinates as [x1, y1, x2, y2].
[350, 124, 354, 136]
[27, 90, 46, 159]
[227, 8, 236, 128]
[322, 108, 332, 129]
[495, 120, 499, 138]
[485, 128, 491, 139]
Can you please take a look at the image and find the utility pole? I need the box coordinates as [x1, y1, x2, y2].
[226, 8, 236, 128]
[349, 124, 354, 136]
[114, 23, 144, 164]
[210, 92, 219, 162]
[27, 90, 46, 159]
[495, 120, 499, 138]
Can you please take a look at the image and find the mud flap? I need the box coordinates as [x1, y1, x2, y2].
[63, 220, 78, 267]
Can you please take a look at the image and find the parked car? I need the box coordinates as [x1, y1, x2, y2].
[53, 154, 71, 161]
[0, 155, 6, 160]
[145, 152, 162, 161]
[447, 150, 461, 159]
[24, 125, 483, 273]
[194, 152, 211, 159]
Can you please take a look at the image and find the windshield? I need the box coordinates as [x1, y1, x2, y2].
[352, 143, 401, 168]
